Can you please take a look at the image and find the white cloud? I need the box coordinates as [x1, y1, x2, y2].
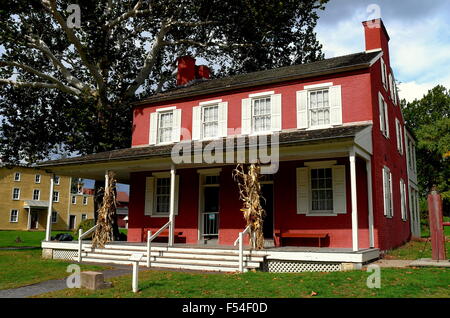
[398, 74, 450, 102]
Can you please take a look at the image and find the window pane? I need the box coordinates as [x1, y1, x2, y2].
[311, 168, 333, 212]
[158, 112, 173, 143]
[309, 89, 330, 126]
[252, 97, 271, 132]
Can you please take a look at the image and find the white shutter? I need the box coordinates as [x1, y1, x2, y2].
[332, 165, 346, 214]
[395, 119, 400, 151]
[329, 85, 343, 125]
[144, 177, 155, 216]
[149, 112, 158, 145]
[399, 122, 403, 154]
[218, 102, 228, 137]
[400, 179, 405, 220]
[270, 94, 282, 131]
[241, 98, 252, 134]
[172, 109, 182, 142]
[389, 171, 393, 217]
[384, 97, 389, 138]
[192, 106, 201, 140]
[382, 168, 387, 216]
[378, 92, 384, 134]
[296, 167, 310, 214]
[381, 58, 387, 88]
[296, 90, 308, 129]
[389, 74, 394, 100]
[174, 175, 180, 215]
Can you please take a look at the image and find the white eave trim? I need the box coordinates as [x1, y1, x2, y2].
[368, 51, 384, 67]
[249, 91, 275, 98]
[199, 99, 222, 106]
[156, 106, 176, 112]
[303, 82, 333, 90]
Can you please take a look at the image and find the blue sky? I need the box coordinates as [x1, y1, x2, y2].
[316, 0, 450, 102]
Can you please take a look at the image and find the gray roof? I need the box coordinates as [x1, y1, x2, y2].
[23, 200, 49, 209]
[37, 124, 371, 168]
[134, 51, 381, 106]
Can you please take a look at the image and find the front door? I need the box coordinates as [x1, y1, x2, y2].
[69, 215, 76, 230]
[200, 176, 220, 239]
[261, 184, 274, 239]
[30, 211, 39, 229]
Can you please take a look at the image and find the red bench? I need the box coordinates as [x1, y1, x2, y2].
[141, 229, 185, 242]
[274, 230, 329, 247]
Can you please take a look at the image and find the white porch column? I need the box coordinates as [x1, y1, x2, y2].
[45, 176, 55, 241]
[27, 208, 31, 230]
[366, 159, 375, 248]
[349, 150, 359, 252]
[168, 164, 176, 246]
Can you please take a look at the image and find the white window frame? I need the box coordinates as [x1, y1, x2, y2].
[14, 172, 21, 182]
[53, 191, 60, 203]
[381, 58, 388, 91]
[201, 104, 220, 139]
[395, 119, 404, 155]
[81, 213, 87, 221]
[54, 176, 60, 185]
[71, 195, 76, 204]
[157, 110, 175, 144]
[144, 172, 179, 217]
[83, 196, 88, 205]
[32, 189, 40, 201]
[35, 174, 41, 184]
[400, 179, 407, 221]
[307, 88, 332, 129]
[251, 95, 273, 134]
[383, 166, 393, 218]
[10, 209, 19, 223]
[12, 188, 20, 200]
[51, 211, 58, 223]
[379, 92, 389, 138]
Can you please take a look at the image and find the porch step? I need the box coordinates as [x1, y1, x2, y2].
[77, 245, 266, 272]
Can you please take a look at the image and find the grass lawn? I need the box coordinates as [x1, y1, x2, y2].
[0, 249, 108, 290]
[385, 239, 450, 260]
[37, 267, 450, 298]
[0, 230, 74, 248]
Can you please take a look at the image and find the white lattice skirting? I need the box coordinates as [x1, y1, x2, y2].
[53, 249, 78, 260]
[266, 260, 342, 272]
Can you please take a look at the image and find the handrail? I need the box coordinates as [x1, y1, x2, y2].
[146, 220, 171, 268]
[78, 224, 98, 263]
[233, 225, 251, 273]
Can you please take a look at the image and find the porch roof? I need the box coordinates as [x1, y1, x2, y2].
[23, 200, 49, 209]
[36, 124, 371, 182]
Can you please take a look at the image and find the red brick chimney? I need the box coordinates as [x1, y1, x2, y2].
[177, 56, 211, 86]
[362, 18, 391, 65]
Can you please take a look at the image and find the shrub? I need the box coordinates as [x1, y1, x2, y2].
[75, 219, 96, 238]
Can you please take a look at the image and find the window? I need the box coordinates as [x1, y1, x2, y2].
[54, 176, 60, 185]
[35, 174, 41, 183]
[297, 85, 342, 130]
[383, 166, 393, 218]
[71, 195, 76, 204]
[53, 191, 59, 202]
[381, 58, 388, 90]
[395, 119, 404, 154]
[14, 172, 20, 181]
[252, 97, 272, 133]
[310, 168, 333, 212]
[33, 189, 40, 200]
[296, 162, 346, 216]
[51, 212, 58, 223]
[379, 92, 389, 138]
[12, 188, 20, 200]
[155, 177, 170, 214]
[83, 196, 88, 205]
[309, 89, 330, 127]
[10, 210, 18, 223]
[81, 214, 87, 221]
[202, 104, 219, 138]
[400, 179, 407, 221]
[158, 111, 174, 144]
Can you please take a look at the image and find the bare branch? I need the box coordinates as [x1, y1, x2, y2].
[167, 20, 216, 28]
[0, 78, 84, 97]
[41, 0, 105, 92]
[163, 39, 254, 49]
[104, 0, 145, 30]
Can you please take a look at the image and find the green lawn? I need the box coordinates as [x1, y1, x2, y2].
[385, 240, 450, 260]
[0, 249, 108, 290]
[0, 230, 75, 248]
[37, 267, 450, 298]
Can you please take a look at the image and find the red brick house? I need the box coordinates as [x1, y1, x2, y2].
[40, 19, 419, 271]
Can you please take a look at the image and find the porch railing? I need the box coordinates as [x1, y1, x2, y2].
[146, 220, 171, 268]
[233, 225, 251, 273]
[77, 224, 98, 262]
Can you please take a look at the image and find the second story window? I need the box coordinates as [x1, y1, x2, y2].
[252, 97, 272, 133]
[14, 172, 21, 181]
[53, 191, 59, 202]
[378, 92, 389, 138]
[35, 174, 41, 183]
[202, 105, 219, 138]
[395, 119, 404, 154]
[382, 166, 393, 218]
[54, 176, 60, 185]
[83, 196, 88, 205]
[33, 189, 40, 200]
[149, 108, 182, 145]
[309, 89, 330, 127]
[12, 188, 20, 200]
[158, 111, 174, 143]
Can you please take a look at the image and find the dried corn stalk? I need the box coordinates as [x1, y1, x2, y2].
[232, 163, 265, 250]
[92, 171, 118, 248]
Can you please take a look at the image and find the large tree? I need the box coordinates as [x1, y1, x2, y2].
[0, 0, 328, 163]
[402, 85, 450, 211]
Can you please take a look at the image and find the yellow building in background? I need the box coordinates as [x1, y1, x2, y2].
[0, 165, 95, 231]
